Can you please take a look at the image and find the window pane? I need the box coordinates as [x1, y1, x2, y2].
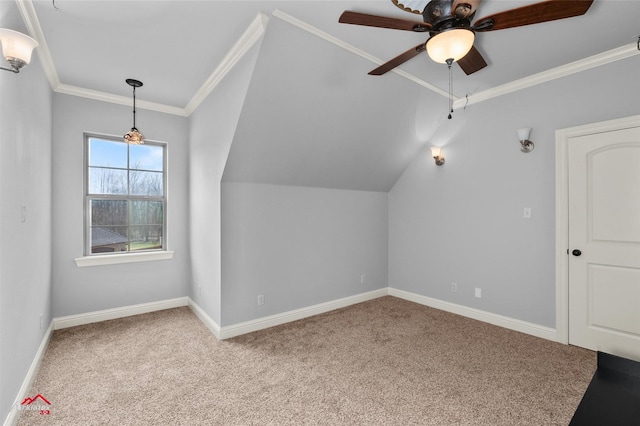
[130, 200, 163, 225]
[130, 144, 163, 171]
[89, 167, 127, 195]
[130, 171, 163, 196]
[89, 138, 127, 168]
[91, 200, 128, 226]
[129, 225, 163, 251]
[85, 134, 166, 256]
[90, 226, 128, 254]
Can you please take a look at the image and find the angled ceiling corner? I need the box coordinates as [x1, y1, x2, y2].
[222, 12, 430, 192]
[184, 13, 269, 116]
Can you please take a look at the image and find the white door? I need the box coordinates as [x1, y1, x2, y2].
[568, 125, 640, 361]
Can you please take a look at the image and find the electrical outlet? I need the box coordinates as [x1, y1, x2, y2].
[475, 288, 482, 298]
[21, 206, 27, 223]
[198, 285, 202, 295]
[257, 294, 265, 306]
[360, 274, 366, 284]
[451, 282, 458, 292]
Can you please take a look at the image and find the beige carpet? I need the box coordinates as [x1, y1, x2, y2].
[17, 296, 595, 425]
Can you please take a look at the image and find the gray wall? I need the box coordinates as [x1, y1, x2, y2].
[188, 40, 261, 325]
[389, 55, 640, 328]
[51, 94, 190, 317]
[0, 2, 53, 421]
[221, 182, 388, 326]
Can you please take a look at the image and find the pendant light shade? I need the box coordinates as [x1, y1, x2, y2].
[124, 78, 144, 144]
[124, 127, 144, 144]
[426, 28, 475, 64]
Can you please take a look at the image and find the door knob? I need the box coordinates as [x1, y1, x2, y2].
[572, 249, 582, 257]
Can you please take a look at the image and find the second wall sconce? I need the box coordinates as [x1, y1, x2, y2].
[431, 147, 445, 166]
[0, 28, 38, 73]
[517, 128, 534, 153]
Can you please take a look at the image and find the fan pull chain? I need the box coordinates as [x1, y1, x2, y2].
[447, 58, 454, 119]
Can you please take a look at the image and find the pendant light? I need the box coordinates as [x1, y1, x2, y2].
[123, 79, 144, 144]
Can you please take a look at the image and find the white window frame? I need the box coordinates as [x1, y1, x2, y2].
[75, 133, 174, 267]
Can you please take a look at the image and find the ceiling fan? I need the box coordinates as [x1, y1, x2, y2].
[339, 0, 594, 76]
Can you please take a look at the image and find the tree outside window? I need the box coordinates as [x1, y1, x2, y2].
[85, 135, 166, 255]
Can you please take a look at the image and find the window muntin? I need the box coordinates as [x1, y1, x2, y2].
[85, 134, 166, 255]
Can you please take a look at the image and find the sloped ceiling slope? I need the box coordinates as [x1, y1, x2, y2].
[222, 16, 448, 192]
[220, 1, 640, 192]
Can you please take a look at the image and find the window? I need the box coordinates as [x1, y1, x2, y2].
[85, 134, 166, 255]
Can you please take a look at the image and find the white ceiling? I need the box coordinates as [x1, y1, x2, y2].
[15, 0, 640, 191]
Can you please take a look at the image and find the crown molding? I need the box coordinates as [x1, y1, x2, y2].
[184, 13, 268, 116]
[17, 0, 639, 117]
[16, 0, 266, 117]
[16, 0, 60, 89]
[55, 83, 189, 116]
[273, 9, 637, 108]
[272, 9, 452, 100]
[454, 43, 640, 110]
[55, 13, 268, 117]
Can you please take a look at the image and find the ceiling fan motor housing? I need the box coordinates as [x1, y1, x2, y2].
[423, 0, 475, 34]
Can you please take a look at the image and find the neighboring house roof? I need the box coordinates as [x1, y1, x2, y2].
[91, 227, 127, 246]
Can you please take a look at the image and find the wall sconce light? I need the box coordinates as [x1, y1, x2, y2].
[0, 29, 38, 73]
[517, 128, 534, 153]
[431, 147, 445, 166]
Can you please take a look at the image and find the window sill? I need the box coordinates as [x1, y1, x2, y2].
[74, 251, 175, 267]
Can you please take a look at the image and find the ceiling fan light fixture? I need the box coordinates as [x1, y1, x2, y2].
[426, 28, 475, 64]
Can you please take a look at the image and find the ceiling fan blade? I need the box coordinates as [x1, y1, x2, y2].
[452, 0, 482, 19]
[369, 44, 426, 76]
[339, 11, 431, 32]
[473, 0, 594, 32]
[457, 46, 487, 75]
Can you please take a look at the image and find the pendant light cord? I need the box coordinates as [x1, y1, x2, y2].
[447, 58, 454, 120]
[132, 86, 137, 129]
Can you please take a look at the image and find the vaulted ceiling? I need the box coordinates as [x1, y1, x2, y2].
[15, 0, 640, 191]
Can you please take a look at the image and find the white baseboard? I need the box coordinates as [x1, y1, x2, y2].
[218, 288, 389, 340]
[187, 298, 221, 340]
[389, 288, 558, 342]
[53, 297, 189, 330]
[189, 288, 556, 342]
[3, 321, 54, 426]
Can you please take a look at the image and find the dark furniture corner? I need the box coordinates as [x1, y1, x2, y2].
[570, 351, 640, 425]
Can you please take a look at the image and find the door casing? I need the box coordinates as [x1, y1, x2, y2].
[555, 114, 640, 345]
